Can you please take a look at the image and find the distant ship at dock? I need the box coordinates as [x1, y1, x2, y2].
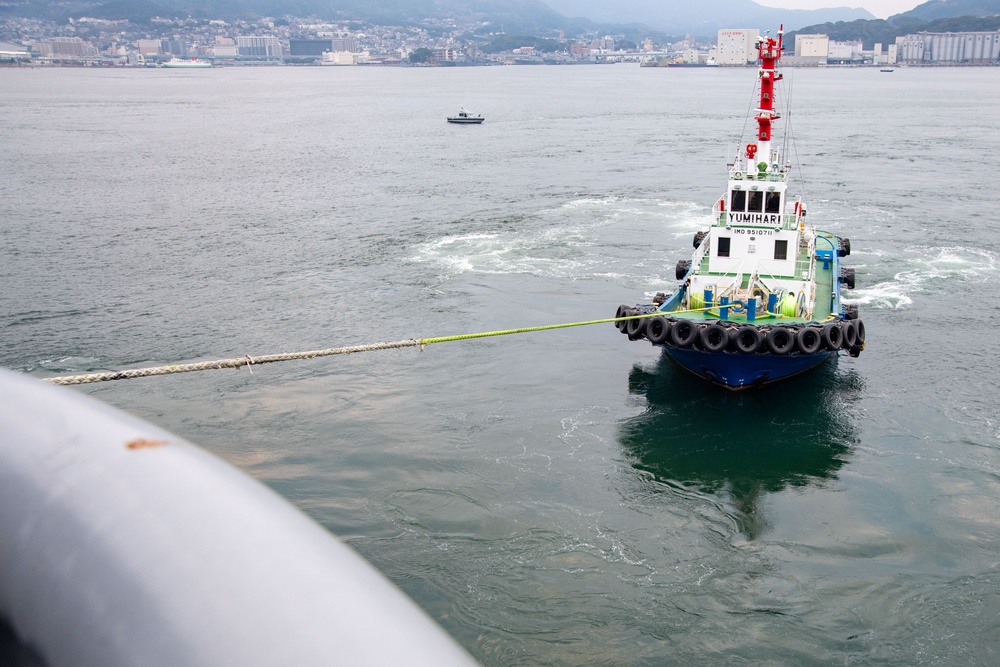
[162, 57, 212, 68]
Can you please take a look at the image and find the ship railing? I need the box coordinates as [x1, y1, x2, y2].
[702, 262, 745, 306]
[802, 236, 818, 318]
[691, 228, 712, 271]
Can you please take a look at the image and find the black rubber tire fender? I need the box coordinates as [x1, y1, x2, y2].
[841, 267, 856, 289]
[822, 322, 844, 350]
[765, 326, 795, 355]
[841, 320, 858, 348]
[626, 316, 647, 340]
[796, 326, 823, 354]
[855, 319, 866, 345]
[699, 323, 729, 353]
[646, 316, 671, 345]
[733, 326, 762, 354]
[675, 259, 691, 281]
[671, 320, 698, 348]
[615, 305, 630, 332]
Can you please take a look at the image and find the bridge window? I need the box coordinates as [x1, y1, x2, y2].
[718, 237, 731, 258]
[774, 239, 788, 260]
[730, 190, 746, 212]
[748, 191, 763, 212]
[765, 192, 781, 213]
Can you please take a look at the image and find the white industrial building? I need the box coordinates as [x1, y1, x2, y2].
[716, 29, 760, 65]
[895, 31, 1000, 64]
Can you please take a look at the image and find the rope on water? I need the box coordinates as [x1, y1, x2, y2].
[40, 309, 713, 386]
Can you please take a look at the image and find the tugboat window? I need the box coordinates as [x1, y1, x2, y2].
[748, 191, 764, 212]
[730, 190, 746, 211]
[765, 192, 781, 213]
[774, 239, 788, 260]
[718, 237, 731, 258]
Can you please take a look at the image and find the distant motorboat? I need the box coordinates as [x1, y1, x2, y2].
[447, 107, 484, 124]
[163, 57, 212, 69]
[880, 68, 894, 72]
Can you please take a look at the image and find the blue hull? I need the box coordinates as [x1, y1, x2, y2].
[660, 346, 835, 390]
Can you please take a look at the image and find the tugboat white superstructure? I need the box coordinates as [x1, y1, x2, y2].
[614, 26, 865, 389]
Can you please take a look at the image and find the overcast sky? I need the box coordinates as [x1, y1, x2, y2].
[750, 0, 921, 19]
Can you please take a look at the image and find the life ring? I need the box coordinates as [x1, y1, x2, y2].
[793, 201, 801, 216]
[841, 320, 857, 348]
[626, 316, 647, 340]
[670, 320, 698, 348]
[733, 326, 762, 354]
[734, 171, 743, 179]
[745, 143, 757, 159]
[646, 316, 671, 345]
[765, 327, 795, 355]
[795, 327, 822, 354]
[821, 322, 843, 350]
[699, 323, 729, 353]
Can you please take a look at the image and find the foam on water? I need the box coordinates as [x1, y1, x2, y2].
[849, 245, 998, 309]
[410, 196, 712, 285]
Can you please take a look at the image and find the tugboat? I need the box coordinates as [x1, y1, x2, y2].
[446, 107, 484, 124]
[613, 26, 864, 389]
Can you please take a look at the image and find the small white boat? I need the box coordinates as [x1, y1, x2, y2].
[163, 57, 212, 69]
[447, 107, 484, 124]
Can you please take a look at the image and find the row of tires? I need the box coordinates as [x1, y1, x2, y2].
[614, 305, 865, 355]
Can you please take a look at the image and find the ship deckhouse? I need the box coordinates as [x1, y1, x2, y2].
[684, 27, 815, 315]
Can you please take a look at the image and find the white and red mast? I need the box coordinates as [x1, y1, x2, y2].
[746, 26, 784, 170]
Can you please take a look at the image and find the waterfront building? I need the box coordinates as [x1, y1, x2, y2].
[290, 39, 334, 56]
[0, 41, 30, 59]
[716, 29, 759, 65]
[433, 47, 457, 61]
[34, 37, 97, 59]
[137, 39, 162, 56]
[236, 35, 283, 57]
[895, 31, 1000, 64]
[794, 34, 829, 63]
[827, 39, 864, 64]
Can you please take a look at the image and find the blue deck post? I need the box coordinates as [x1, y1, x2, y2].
[747, 297, 757, 322]
[720, 296, 730, 320]
[703, 289, 713, 309]
[767, 293, 778, 313]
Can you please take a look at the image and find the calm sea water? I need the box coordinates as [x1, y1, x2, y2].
[3, 63, 1000, 665]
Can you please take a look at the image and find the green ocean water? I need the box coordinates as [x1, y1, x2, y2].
[3, 64, 1000, 664]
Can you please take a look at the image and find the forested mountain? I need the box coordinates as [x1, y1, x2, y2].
[895, 0, 1000, 21]
[786, 1, 1000, 51]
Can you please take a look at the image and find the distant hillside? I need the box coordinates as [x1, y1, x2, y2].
[2, 0, 873, 37]
[1, 0, 659, 36]
[541, 0, 874, 34]
[894, 0, 1000, 21]
[785, 14, 1000, 50]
